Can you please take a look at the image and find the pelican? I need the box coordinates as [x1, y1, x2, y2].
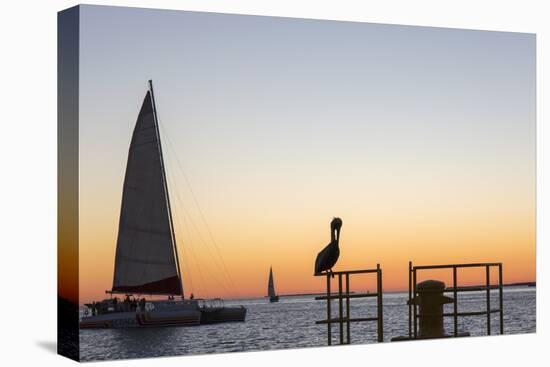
[314, 217, 343, 276]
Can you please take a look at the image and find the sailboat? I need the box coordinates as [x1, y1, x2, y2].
[267, 267, 279, 303]
[80, 80, 246, 328]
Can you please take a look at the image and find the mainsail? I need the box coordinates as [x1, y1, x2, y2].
[268, 267, 276, 298]
[112, 81, 183, 295]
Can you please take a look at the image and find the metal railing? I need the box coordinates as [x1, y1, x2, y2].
[408, 261, 504, 338]
[315, 264, 383, 345]
[197, 298, 225, 310]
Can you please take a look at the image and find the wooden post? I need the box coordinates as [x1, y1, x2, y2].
[345, 273, 350, 344]
[326, 273, 331, 345]
[453, 266, 458, 337]
[486, 265, 491, 335]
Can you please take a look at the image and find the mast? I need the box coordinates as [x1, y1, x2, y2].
[148, 79, 185, 299]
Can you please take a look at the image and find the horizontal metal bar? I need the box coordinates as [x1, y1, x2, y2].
[314, 269, 379, 276]
[413, 263, 501, 270]
[447, 310, 501, 317]
[445, 309, 501, 317]
[415, 310, 501, 318]
[444, 285, 500, 293]
[315, 292, 378, 300]
[407, 285, 498, 294]
[316, 317, 378, 325]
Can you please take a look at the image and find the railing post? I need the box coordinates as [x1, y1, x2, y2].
[453, 266, 458, 337]
[345, 273, 350, 344]
[413, 268, 417, 338]
[338, 273, 343, 345]
[402, 262, 505, 340]
[316, 267, 384, 345]
[486, 265, 491, 335]
[499, 263, 504, 334]
[326, 273, 331, 345]
[408, 261, 412, 339]
[377, 264, 383, 342]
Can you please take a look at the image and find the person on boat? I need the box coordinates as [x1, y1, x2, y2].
[139, 298, 146, 312]
[190, 293, 194, 300]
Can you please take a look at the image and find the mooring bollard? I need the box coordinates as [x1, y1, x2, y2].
[392, 262, 500, 342]
[410, 280, 454, 338]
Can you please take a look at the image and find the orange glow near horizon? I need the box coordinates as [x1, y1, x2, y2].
[76, 180, 535, 304]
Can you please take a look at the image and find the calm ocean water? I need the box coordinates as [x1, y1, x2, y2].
[80, 287, 535, 361]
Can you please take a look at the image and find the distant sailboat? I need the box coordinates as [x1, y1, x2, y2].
[80, 80, 246, 328]
[267, 267, 279, 303]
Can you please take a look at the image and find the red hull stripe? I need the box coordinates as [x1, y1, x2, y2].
[80, 321, 112, 329]
[112, 275, 181, 295]
[137, 313, 200, 326]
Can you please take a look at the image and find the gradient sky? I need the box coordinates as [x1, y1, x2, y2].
[77, 5, 535, 304]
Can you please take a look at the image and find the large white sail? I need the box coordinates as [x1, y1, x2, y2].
[268, 267, 276, 298]
[112, 84, 182, 295]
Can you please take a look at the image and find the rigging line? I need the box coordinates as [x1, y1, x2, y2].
[175, 197, 232, 294]
[168, 171, 232, 296]
[162, 152, 229, 282]
[166, 163, 231, 297]
[173, 186, 232, 291]
[158, 122, 240, 296]
[171, 207, 195, 295]
[151, 93, 216, 297]
[167, 194, 195, 295]
[152, 94, 237, 296]
[172, 192, 209, 299]
[149, 81, 184, 297]
[173, 187, 231, 296]
[157, 122, 236, 290]
[163, 164, 197, 296]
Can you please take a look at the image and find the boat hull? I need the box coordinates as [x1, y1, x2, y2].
[80, 309, 202, 329]
[200, 306, 247, 324]
[80, 300, 246, 329]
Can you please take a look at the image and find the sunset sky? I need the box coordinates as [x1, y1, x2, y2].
[73, 6, 535, 305]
